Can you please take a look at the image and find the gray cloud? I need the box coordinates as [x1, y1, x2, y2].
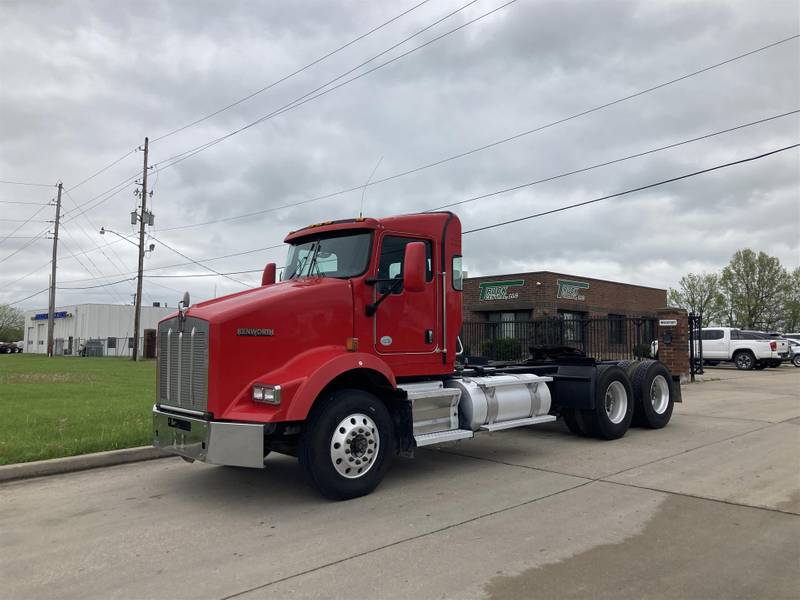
[0, 0, 798, 309]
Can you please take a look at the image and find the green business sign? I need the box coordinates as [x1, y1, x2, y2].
[479, 279, 525, 301]
[556, 279, 590, 301]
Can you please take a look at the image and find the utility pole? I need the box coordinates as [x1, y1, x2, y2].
[132, 137, 148, 362]
[46, 182, 62, 357]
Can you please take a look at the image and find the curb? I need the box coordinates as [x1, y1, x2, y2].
[0, 446, 172, 484]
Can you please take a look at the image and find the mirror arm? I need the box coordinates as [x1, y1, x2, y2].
[365, 278, 404, 316]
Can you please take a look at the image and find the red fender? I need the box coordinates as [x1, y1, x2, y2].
[219, 346, 396, 423]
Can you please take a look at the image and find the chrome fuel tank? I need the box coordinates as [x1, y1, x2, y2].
[446, 374, 552, 431]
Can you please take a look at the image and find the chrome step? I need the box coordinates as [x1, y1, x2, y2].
[480, 415, 557, 432]
[414, 429, 473, 447]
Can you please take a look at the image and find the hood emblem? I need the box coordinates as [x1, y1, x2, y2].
[237, 328, 274, 337]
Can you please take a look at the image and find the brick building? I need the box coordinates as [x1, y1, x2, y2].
[460, 271, 668, 362]
[463, 271, 667, 323]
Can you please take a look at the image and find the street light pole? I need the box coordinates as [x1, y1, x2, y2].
[132, 137, 148, 362]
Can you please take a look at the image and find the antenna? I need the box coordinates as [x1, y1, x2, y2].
[360, 156, 383, 219]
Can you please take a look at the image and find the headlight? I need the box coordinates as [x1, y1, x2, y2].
[253, 384, 281, 405]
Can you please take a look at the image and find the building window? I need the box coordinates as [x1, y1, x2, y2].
[608, 314, 626, 345]
[107, 337, 117, 349]
[128, 337, 135, 349]
[558, 310, 585, 345]
[487, 311, 530, 338]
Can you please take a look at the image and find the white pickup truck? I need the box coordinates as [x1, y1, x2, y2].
[699, 327, 789, 369]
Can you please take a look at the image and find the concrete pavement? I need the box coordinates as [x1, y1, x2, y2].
[1, 366, 798, 599]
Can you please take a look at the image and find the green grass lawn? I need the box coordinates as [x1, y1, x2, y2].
[0, 354, 155, 465]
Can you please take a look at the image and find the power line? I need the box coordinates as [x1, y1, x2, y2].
[7, 288, 49, 306]
[0, 230, 48, 265]
[58, 276, 137, 290]
[57, 1, 473, 222]
[27, 144, 798, 288]
[146, 269, 263, 279]
[32, 111, 798, 287]
[462, 143, 800, 234]
[0, 199, 50, 205]
[64, 148, 138, 194]
[0, 180, 54, 188]
[0, 201, 51, 249]
[148, 0, 517, 179]
[429, 109, 800, 211]
[159, 35, 800, 233]
[147, 233, 253, 288]
[0, 218, 50, 223]
[151, 0, 434, 143]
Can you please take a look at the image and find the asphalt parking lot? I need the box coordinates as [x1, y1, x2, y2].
[2, 366, 798, 600]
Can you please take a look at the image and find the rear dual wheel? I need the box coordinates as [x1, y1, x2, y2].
[629, 360, 673, 429]
[574, 365, 634, 440]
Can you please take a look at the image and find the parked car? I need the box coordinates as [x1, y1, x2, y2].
[698, 327, 788, 370]
[787, 338, 800, 368]
[14, 341, 23, 353]
[0, 342, 12, 354]
[783, 332, 800, 341]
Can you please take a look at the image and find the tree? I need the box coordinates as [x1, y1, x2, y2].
[667, 272, 726, 325]
[720, 249, 788, 330]
[0, 304, 24, 342]
[781, 267, 800, 332]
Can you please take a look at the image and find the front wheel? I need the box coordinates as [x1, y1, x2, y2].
[299, 389, 395, 500]
[793, 354, 800, 368]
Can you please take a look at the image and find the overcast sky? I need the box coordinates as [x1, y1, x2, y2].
[1, 0, 798, 311]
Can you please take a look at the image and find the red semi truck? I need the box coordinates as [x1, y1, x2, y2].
[153, 212, 677, 499]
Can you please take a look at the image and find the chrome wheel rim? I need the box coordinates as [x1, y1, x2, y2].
[330, 413, 379, 479]
[604, 381, 628, 424]
[650, 375, 670, 414]
[737, 354, 751, 369]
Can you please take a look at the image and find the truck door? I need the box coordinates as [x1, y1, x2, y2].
[373, 234, 437, 354]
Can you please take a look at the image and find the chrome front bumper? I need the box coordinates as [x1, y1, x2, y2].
[152, 406, 265, 468]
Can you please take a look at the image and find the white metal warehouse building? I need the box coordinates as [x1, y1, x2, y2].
[23, 303, 173, 357]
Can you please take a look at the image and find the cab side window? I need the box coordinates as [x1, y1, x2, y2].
[377, 236, 432, 293]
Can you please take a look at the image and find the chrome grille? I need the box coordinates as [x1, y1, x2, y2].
[157, 316, 209, 413]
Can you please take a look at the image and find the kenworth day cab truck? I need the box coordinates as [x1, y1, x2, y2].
[153, 213, 679, 499]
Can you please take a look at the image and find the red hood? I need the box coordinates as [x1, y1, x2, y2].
[172, 276, 355, 418]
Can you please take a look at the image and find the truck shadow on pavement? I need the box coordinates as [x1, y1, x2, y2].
[155, 440, 523, 509]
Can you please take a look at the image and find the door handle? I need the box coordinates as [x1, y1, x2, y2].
[425, 329, 433, 344]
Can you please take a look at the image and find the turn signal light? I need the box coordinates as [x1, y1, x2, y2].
[253, 384, 281, 405]
[346, 337, 359, 352]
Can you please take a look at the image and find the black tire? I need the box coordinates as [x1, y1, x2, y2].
[793, 354, 800, 368]
[562, 408, 589, 436]
[579, 365, 634, 440]
[299, 389, 395, 500]
[734, 351, 755, 370]
[615, 360, 640, 377]
[629, 360, 673, 429]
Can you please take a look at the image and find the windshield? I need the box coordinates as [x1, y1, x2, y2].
[284, 232, 372, 279]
